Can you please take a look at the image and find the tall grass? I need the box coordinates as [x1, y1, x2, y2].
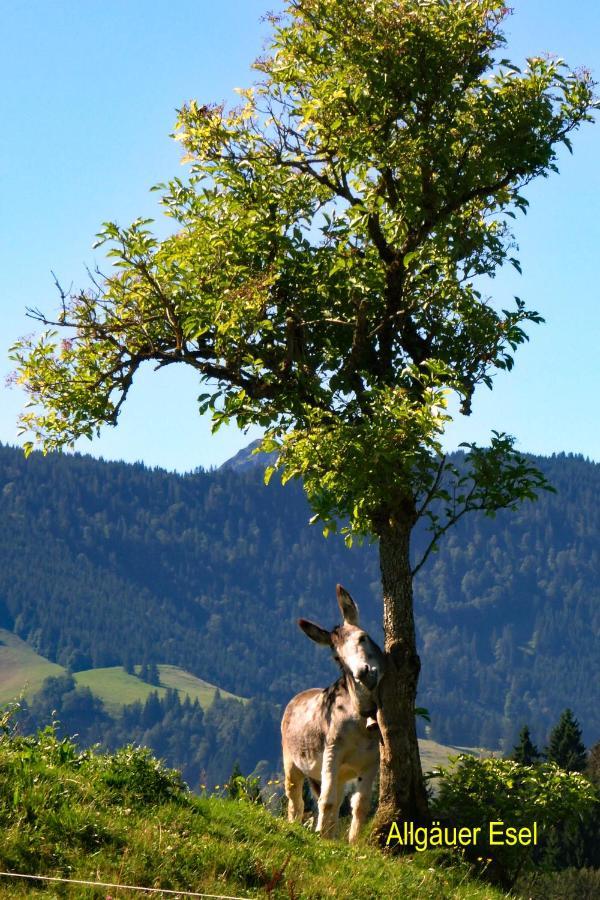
[0, 711, 506, 899]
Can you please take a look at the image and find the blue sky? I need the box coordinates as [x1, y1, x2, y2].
[1, 0, 598, 472]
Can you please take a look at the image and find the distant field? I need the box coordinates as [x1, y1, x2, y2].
[0, 629, 64, 705]
[74, 665, 243, 715]
[158, 665, 244, 706]
[418, 737, 489, 773]
[0, 629, 242, 715]
[0, 630, 485, 770]
[73, 667, 169, 714]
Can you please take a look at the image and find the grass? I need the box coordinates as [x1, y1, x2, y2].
[74, 665, 243, 715]
[419, 738, 487, 774]
[0, 629, 243, 716]
[74, 666, 170, 713]
[0, 720, 508, 900]
[0, 630, 64, 706]
[158, 664, 244, 705]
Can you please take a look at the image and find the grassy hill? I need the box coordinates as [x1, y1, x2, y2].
[74, 664, 243, 714]
[0, 630, 63, 706]
[0, 631, 242, 714]
[419, 737, 489, 773]
[0, 723, 506, 900]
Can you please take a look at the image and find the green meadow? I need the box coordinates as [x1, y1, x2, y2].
[0, 631, 63, 706]
[74, 664, 243, 715]
[0, 629, 243, 715]
[0, 723, 507, 900]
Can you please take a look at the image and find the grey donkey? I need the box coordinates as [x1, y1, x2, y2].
[281, 585, 385, 842]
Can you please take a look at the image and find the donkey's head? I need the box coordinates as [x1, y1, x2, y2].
[298, 585, 385, 692]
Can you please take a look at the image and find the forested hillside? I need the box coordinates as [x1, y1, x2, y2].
[0, 442, 597, 749]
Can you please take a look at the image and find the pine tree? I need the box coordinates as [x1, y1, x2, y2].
[511, 725, 540, 765]
[147, 662, 160, 686]
[141, 691, 162, 729]
[546, 709, 587, 772]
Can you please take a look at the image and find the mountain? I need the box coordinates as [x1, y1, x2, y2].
[0, 441, 598, 751]
[218, 438, 276, 471]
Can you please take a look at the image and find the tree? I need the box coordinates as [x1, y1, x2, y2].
[546, 709, 587, 772]
[11, 1, 595, 834]
[511, 725, 540, 766]
[123, 657, 135, 676]
[587, 741, 600, 787]
[146, 662, 161, 686]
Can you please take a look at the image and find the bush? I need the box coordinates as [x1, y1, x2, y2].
[432, 756, 598, 886]
[516, 867, 600, 900]
[221, 762, 262, 803]
[99, 745, 187, 806]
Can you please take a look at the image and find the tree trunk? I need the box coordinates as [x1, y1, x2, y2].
[373, 513, 430, 841]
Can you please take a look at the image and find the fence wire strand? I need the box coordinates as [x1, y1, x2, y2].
[0, 870, 250, 899]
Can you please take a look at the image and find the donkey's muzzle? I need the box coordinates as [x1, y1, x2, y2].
[358, 666, 378, 690]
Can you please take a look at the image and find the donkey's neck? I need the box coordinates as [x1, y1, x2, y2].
[345, 671, 377, 720]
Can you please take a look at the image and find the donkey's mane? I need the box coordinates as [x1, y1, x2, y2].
[323, 673, 348, 720]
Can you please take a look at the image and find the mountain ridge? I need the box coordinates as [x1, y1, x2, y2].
[0, 441, 597, 749]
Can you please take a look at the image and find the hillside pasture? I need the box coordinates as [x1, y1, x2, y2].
[0, 727, 507, 900]
[418, 738, 489, 773]
[158, 663, 245, 705]
[0, 633, 243, 717]
[0, 629, 64, 705]
[74, 664, 243, 715]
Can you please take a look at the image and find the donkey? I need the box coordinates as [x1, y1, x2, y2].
[281, 584, 385, 842]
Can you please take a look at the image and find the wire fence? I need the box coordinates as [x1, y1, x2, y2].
[0, 870, 251, 899]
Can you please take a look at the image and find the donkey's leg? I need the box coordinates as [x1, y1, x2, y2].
[284, 756, 305, 823]
[316, 745, 340, 838]
[348, 767, 377, 844]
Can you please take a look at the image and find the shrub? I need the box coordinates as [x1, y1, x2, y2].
[222, 762, 262, 803]
[432, 756, 598, 886]
[98, 745, 187, 806]
[516, 866, 600, 900]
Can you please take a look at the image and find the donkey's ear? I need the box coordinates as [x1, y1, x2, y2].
[336, 584, 359, 626]
[298, 619, 332, 646]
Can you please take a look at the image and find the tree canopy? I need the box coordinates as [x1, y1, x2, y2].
[11, 0, 596, 828]
[12, 0, 595, 545]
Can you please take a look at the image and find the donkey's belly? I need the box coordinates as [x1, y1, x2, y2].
[336, 729, 379, 780]
[296, 730, 379, 783]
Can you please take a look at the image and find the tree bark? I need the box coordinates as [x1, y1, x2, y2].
[373, 513, 430, 841]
